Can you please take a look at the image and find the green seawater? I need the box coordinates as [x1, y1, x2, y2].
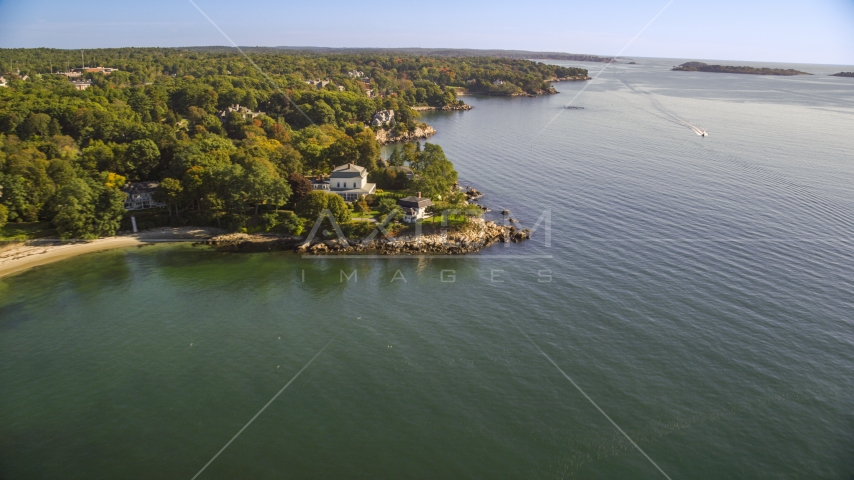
[2, 58, 854, 479]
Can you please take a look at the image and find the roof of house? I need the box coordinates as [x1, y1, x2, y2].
[121, 181, 160, 195]
[398, 196, 432, 209]
[331, 163, 367, 178]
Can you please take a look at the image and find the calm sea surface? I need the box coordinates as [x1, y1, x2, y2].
[2, 58, 854, 479]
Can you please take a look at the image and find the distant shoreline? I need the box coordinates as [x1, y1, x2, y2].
[673, 62, 810, 76]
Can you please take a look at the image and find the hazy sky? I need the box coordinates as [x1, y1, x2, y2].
[0, 0, 852, 65]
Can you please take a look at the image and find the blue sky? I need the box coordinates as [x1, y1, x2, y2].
[0, 0, 852, 65]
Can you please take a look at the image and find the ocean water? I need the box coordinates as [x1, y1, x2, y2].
[2, 58, 854, 479]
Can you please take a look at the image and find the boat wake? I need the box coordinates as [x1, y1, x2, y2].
[618, 76, 708, 137]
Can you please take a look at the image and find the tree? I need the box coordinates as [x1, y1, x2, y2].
[154, 177, 183, 216]
[52, 178, 126, 239]
[295, 190, 330, 221]
[275, 144, 303, 176]
[0, 204, 8, 229]
[376, 197, 399, 215]
[17, 113, 52, 140]
[401, 142, 419, 166]
[53, 179, 97, 239]
[287, 172, 313, 204]
[387, 146, 403, 167]
[241, 158, 292, 215]
[93, 186, 127, 236]
[278, 211, 304, 236]
[295, 190, 349, 224]
[126, 139, 161, 180]
[410, 143, 458, 200]
[326, 193, 351, 224]
[353, 129, 380, 171]
[327, 136, 358, 168]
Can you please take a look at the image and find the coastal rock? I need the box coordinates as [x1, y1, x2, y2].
[204, 219, 531, 256]
[375, 125, 437, 145]
[410, 104, 473, 112]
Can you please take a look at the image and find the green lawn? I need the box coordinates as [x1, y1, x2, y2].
[0, 222, 57, 241]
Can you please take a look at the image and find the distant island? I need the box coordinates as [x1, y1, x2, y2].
[672, 62, 810, 76]
[831, 72, 854, 77]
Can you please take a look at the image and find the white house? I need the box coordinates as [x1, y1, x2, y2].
[121, 181, 167, 211]
[329, 163, 376, 201]
[0, 77, 6, 88]
[397, 193, 432, 223]
[371, 110, 395, 127]
[347, 70, 364, 78]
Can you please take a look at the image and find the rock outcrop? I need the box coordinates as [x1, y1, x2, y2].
[375, 125, 437, 145]
[410, 104, 473, 112]
[202, 219, 531, 255]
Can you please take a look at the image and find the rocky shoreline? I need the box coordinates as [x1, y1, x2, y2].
[411, 104, 473, 112]
[550, 75, 592, 82]
[375, 125, 437, 145]
[199, 219, 530, 255]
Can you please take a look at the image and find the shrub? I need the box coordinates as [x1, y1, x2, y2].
[276, 211, 304, 236]
[0, 204, 8, 229]
[342, 221, 375, 239]
[376, 197, 398, 215]
[354, 199, 370, 214]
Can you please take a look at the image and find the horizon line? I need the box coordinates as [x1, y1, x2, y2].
[0, 45, 851, 67]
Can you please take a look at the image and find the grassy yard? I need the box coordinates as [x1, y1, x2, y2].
[0, 222, 57, 241]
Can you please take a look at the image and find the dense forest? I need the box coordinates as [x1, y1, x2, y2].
[0, 48, 586, 238]
[672, 62, 810, 76]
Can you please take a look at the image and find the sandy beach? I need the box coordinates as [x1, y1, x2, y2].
[0, 227, 222, 279]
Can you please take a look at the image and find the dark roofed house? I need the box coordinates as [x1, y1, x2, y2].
[121, 181, 166, 211]
[397, 193, 433, 223]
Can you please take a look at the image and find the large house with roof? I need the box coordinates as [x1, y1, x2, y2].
[329, 163, 376, 201]
[121, 181, 166, 211]
[397, 193, 433, 223]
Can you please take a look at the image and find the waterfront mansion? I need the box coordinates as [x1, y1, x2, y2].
[312, 163, 377, 202]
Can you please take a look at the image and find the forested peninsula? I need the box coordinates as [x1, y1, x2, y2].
[831, 72, 854, 78]
[673, 62, 810, 76]
[0, 48, 583, 240]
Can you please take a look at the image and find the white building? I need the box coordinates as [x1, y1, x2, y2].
[329, 163, 376, 201]
[71, 80, 92, 90]
[397, 193, 433, 223]
[347, 70, 365, 78]
[121, 182, 167, 211]
[371, 110, 395, 127]
[0, 77, 6, 88]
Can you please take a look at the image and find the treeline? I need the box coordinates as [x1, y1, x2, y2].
[0, 48, 486, 237]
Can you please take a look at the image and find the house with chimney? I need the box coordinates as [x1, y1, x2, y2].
[329, 163, 376, 201]
[397, 193, 432, 223]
